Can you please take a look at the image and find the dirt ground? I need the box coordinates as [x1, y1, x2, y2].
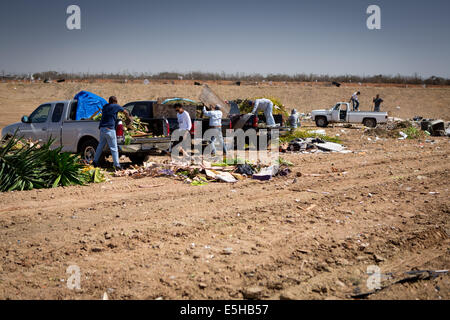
[0, 82, 449, 300]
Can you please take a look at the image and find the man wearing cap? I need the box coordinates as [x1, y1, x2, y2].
[203, 105, 228, 157]
[249, 98, 278, 127]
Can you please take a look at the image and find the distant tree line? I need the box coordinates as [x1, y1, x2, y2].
[4, 70, 450, 86]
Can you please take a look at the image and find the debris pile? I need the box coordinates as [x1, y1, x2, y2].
[419, 119, 447, 137]
[283, 137, 350, 154]
[366, 118, 449, 139]
[114, 159, 292, 185]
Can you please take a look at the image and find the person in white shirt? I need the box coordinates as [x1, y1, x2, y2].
[175, 104, 192, 131]
[174, 103, 192, 158]
[203, 105, 227, 156]
[249, 98, 277, 127]
[349, 91, 360, 111]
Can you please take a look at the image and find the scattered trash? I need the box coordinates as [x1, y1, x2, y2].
[286, 137, 349, 154]
[222, 248, 233, 255]
[253, 165, 279, 181]
[429, 120, 446, 136]
[115, 159, 289, 186]
[205, 170, 237, 183]
[315, 142, 346, 152]
[309, 129, 326, 135]
[419, 119, 447, 136]
[235, 163, 256, 176]
[398, 131, 408, 140]
[332, 81, 341, 87]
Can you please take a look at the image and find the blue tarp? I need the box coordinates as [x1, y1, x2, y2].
[73, 91, 107, 120]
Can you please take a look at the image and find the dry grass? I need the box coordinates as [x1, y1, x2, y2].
[1, 82, 450, 130]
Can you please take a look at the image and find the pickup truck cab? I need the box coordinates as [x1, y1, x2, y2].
[311, 102, 388, 128]
[1, 100, 171, 164]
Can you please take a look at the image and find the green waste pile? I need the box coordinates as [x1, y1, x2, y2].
[236, 98, 289, 116]
[94, 112, 152, 145]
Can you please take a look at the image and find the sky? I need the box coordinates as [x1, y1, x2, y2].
[0, 0, 449, 77]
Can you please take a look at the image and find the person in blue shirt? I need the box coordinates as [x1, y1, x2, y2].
[203, 105, 228, 157]
[373, 94, 384, 112]
[93, 96, 132, 170]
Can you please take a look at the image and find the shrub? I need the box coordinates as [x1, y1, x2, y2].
[0, 135, 105, 192]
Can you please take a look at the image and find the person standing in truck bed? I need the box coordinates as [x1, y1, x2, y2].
[373, 94, 384, 112]
[203, 104, 228, 157]
[249, 98, 278, 127]
[93, 96, 132, 170]
[349, 91, 360, 111]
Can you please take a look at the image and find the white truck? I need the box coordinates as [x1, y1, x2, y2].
[1, 100, 171, 164]
[311, 102, 388, 128]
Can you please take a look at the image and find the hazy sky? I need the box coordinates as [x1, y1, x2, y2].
[0, 0, 449, 77]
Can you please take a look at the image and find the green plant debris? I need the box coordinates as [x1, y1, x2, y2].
[191, 176, 208, 186]
[82, 166, 107, 184]
[277, 157, 293, 167]
[280, 129, 342, 144]
[403, 126, 425, 139]
[0, 135, 106, 192]
[211, 157, 249, 166]
[238, 98, 289, 117]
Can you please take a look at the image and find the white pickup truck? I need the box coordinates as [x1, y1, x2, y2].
[311, 102, 388, 128]
[1, 100, 171, 163]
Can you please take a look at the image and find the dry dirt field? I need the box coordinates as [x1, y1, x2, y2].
[0, 82, 449, 300]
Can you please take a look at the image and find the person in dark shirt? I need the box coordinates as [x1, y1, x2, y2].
[93, 96, 132, 170]
[373, 94, 384, 112]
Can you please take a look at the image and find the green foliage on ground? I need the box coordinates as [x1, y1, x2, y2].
[403, 126, 425, 139]
[0, 135, 106, 192]
[276, 157, 293, 167]
[280, 129, 342, 144]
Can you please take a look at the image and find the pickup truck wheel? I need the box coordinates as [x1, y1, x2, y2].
[79, 139, 104, 164]
[363, 118, 377, 128]
[315, 117, 328, 128]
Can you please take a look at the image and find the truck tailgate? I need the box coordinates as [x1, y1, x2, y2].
[119, 136, 171, 153]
